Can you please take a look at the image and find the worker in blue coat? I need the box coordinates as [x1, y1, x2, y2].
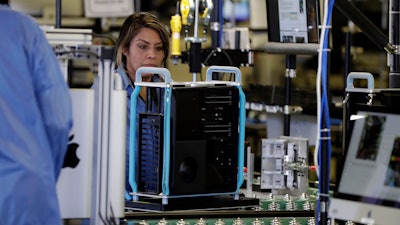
[114, 12, 170, 199]
[0, 3, 73, 225]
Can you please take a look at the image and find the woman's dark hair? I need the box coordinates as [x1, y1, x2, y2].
[115, 12, 170, 68]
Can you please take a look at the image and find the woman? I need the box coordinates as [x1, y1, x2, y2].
[114, 12, 170, 199]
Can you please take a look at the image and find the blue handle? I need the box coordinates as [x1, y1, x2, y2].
[205, 66, 242, 83]
[135, 67, 171, 83]
[346, 72, 374, 89]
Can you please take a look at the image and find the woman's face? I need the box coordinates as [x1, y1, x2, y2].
[123, 27, 165, 81]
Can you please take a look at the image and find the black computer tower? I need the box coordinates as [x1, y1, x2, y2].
[137, 85, 240, 196]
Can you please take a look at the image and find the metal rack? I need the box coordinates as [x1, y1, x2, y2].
[127, 66, 250, 209]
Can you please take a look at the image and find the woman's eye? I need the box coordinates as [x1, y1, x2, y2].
[156, 46, 163, 51]
[139, 45, 147, 50]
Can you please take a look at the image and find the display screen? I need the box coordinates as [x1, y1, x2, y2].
[266, 0, 319, 43]
[338, 111, 400, 206]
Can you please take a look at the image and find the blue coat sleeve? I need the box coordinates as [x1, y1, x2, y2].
[0, 6, 73, 225]
[30, 22, 73, 179]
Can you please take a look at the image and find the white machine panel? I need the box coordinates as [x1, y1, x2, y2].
[57, 89, 94, 218]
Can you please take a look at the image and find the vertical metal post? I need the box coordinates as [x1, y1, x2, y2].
[90, 47, 117, 225]
[319, 128, 329, 225]
[210, 0, 221, 48]
[191, 0, 201, 82]
[135, 0, 141, 12]
[284, 54, 296, 136]
[389, 0, 400, 88]
[344, 28, 352, 97]
[55, 0, 61, 28]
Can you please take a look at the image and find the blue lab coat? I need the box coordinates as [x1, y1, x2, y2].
[0, 6, 73, 225]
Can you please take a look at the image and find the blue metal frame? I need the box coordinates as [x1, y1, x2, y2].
[128, 66, 246, 202]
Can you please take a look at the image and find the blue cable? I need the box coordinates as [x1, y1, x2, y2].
[317, 0, 335, 222]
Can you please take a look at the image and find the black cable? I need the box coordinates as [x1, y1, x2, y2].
[176, 1, 180, 14]
[201, 48, 234, 81]
[202, 48, 233, 67]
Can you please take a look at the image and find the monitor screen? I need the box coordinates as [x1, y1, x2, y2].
[266, 0, 319, 43]
[329, 111, 400, 225]
[84, 0, 134, 18]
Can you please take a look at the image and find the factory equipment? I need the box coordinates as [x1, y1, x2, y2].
[125, 66, 259, 211]
[45, 28, 126, 225]
[262, 1, 334, 224]
[125, 214, 316, 225]
[264, 0, 320, 137]
[35, 1, 400, 224]
[261, 137, 309, 197]
[171, 0, 214, 80]
[329, 73, 400, 225]
[170, 0, 253, 80]
[328, 1, 400, 223]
